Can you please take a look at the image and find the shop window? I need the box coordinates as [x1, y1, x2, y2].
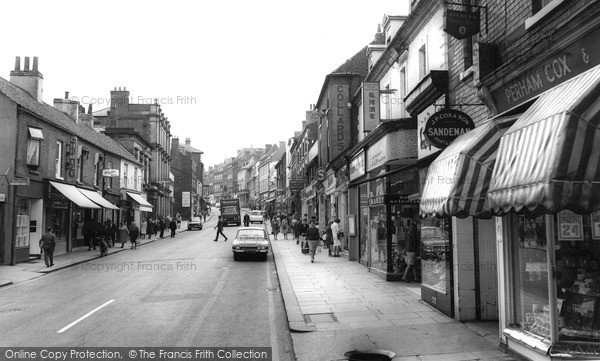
[15, 197, 30, 247]
[27, 127, 44, 167]
[421, 217, 452, 293]
[512, 214, 550, 338]
[555, 210, 600, 342]
[55, 140, 63, 178]
[359, 184, 369, 263]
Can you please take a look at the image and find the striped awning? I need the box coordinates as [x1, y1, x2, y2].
[420, 115, 518, 218]
[488, 64, 600, 214]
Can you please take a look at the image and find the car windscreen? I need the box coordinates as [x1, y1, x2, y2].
[222, 206, 238, 215]
[251, 211, 262, 216]
[236, 230, 266, 239]
[190, 217, 201, 222]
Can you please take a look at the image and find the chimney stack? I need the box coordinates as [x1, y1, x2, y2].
[377, 23, 382, 33]
[88, 104, 93, 114]
[65, 91, 69, 99]
[185, 137, 191, 146]
[10, 56, 44, 102]
[54, 91, 80, 124]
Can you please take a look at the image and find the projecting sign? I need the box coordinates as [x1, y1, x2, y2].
[424, 109, 475, 149]
[444, 9, 480, 40]
[362, 82, 380, 132]
[316, 167, 326, 182]
[102, 169, 120, 177]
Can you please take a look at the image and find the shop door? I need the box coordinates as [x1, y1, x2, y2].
[29, 199, 43, 255]
[478, 218, 499, 320]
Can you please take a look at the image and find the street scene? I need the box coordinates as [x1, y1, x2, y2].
[2, 1, 600, 361]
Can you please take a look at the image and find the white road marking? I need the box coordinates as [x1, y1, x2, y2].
[266, 261, 280, 361]
[57, 299, 115, 333]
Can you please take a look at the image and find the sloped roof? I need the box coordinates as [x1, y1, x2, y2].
[0, 77, 140, 165]
[331, 45, 369, 77]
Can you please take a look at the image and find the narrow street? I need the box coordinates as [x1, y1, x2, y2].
[0, 216, 294, 360]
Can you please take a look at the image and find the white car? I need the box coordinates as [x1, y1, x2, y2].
[249, 210, 264, 224]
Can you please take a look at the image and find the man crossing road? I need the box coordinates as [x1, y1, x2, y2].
[214, 215, 228, 241]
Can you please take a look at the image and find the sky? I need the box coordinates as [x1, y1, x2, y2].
[0, 0, 409, 168]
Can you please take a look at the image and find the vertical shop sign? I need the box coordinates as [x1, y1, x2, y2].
[362, 82, 380, 132]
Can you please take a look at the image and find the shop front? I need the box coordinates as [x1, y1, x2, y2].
[487, 65, 600, 360]
[301, 184, 316, 220]
[13, 179, 45, 263]
[126, 192, 153, 228]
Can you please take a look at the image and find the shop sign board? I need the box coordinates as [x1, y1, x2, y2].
[316, 167, 326, 181]
[424, 109, 475, 149]
[10, 178, 30, 186]
[558, 209, 584, 241]
[289, 179, 304, 191]
[369, 194, 416, 206]
[367, 136, 388, 171]
[362, 82, 380, 132]
[102, 169, 120, 177]
[492, 25, 600, 112]
[349, 151, 366, 181]
[0, 193, 4, 202]
[444, 9, 480, 40]
[182, 191, 191, 207]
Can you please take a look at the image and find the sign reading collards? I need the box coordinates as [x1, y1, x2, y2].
[425, 109, 475, 149]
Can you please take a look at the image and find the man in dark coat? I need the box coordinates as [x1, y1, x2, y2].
[39, 228, 57, 267]
[243, 213, 250, 227]
[83, 218, 96, 251]
[159, 218, 166, 238]
[214, 215, 228, 241]
[147, 218, 154, 240]
[169, 218, 177, 238]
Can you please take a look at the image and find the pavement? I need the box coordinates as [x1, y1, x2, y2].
[267, 224, 514, 361]
[0, 217, 209, 287]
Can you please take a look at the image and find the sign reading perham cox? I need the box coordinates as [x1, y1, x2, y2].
[424, 109, 475, 149]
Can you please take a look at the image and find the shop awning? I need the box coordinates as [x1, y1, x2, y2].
[78, 188, 120, 210]
[49, 181, 101, 209]
[126, 192, 153, 212]
[420, 115, 518, 218]
[488, 64, 600, 214]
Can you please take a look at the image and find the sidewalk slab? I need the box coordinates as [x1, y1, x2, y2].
[267, 222, 514, 361]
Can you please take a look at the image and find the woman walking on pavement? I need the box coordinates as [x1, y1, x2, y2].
[281, 216, 289, 240]
[306, 220, 321, 263]
[129, 223, 139, 249]
[325, 220, 334, 256]
[146, 218, 154, 240]
[118, 222, 129, 248]
[331, 219, 342, 257]
[140, 219, 147, 239]
[271, 217, 280, 240]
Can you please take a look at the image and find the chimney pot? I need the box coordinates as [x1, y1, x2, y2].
[24, 57, 30, 71]
[65, 91, 69, 99]
[33, 57, 38, 71]
[14, 56, 20, 71]
[377, 23, 382, 33]
[88, 104, 93, 114]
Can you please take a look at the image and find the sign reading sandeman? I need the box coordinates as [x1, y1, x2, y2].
[425, 109, 475, 149]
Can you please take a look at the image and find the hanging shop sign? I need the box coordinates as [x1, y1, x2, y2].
[102, 169, 120, 177]
[424, 109, 475, 149]
[362, 82, 380, 132]
[289, 179, 304, 191]
[444, 9, 480, 40]
[316, 167, 326, 182]
[558, 209, 584, 241]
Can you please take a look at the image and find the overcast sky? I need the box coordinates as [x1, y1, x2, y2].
[1, 0, 409, 167]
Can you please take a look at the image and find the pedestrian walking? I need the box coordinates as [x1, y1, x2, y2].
[331, 219, 342, 257]
[402, 221, 420, 283]
[118, 222, 129, 248]
[83, 218, 95, 251]
[214, 215, 228, 241]
[281, 217, 289, 240]
[111, 220, 118, 247]
[293, 217, 304, 245]
[271, 217, 280, 240]
[306, 220, 321, 263]
[154, 219, 159, 237]
[104, 219, 113, 247]
[39, 227, 56, 267]
[159, 217, 166, 238]
[243, 213, 250, 227]
[169, 218, 177, 238]
[325, 220, 334, 256]
[146, 218, 154, 240]
[140, 219, 147, 239]
[176, 213, 182, 229]
[129, 223, 139, 249]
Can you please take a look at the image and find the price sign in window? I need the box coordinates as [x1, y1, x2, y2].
[592, 211, 600, 240]
[558, 210, 584, 241]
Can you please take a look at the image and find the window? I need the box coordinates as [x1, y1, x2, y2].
[527, 0, 566, 29]
[27, 127, 44, 167]
[55, 140, 63, 178]
[419, 44, 427, 79]
[77, 147, 88, 183]
[533, 0, 556, 14]
[134, 167, 138, 190]
[124, 163, 129, 188]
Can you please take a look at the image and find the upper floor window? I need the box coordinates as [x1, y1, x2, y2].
[419, 44, 428, 79]
[55, 140, 63, 178]
[124, 163, 129, 188]
[27, 127, 44, 167]
[107, 161, 113, 188]
[533, 0, 555, 13]
[134, 167, 138, 190]
[77, 147, 89, 183]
